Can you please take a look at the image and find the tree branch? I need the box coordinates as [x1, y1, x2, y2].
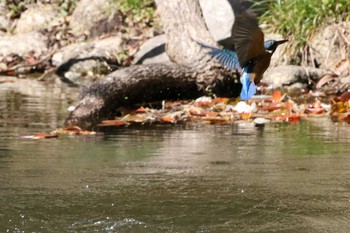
[65, 63, 202, 128]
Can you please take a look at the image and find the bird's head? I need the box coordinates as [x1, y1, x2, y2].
[264, 39, 288, 54]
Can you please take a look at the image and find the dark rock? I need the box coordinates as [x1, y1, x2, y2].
[133, 35, 170, 65]
[263, 65, 326, 89]
[14, 3, 61, 34]
[70, 0, 121, 38]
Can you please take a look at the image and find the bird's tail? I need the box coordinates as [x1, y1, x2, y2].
[240, 68, 256, 100]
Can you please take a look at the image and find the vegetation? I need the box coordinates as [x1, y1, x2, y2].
[2, 0, 77, 19]
[117, 0, 155, 24]
[109, 0, 157, 31]
[254, 0, 350, 64]
[109, 0, 159, 65]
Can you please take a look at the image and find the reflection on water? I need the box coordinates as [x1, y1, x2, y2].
[1, 79, 350, 232]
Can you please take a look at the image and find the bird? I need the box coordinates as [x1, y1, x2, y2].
[198, 5, 287, 100]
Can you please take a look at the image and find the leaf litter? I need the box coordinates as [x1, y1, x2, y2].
[21, 57, 350, 139]
[98, 90, 329, 128]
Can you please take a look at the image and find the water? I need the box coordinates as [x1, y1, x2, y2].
[1, 79, 350, 232]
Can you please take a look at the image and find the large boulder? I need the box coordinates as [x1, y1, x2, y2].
[69, 0, 121, 38]
[52, 36, 122, 87]
[262, 65, 326, 89]
[0, 32, 48, 58]
[199, 0, 235, 48]
[14, 3, 61, 34]
[309, 22, 350, 69]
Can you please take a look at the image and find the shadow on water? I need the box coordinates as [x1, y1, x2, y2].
[1, 79, 350, 232]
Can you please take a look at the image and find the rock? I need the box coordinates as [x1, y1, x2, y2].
[70, 0, 121, 38]
[53, 36, 122, 86]
[199, 0, 235, 48]
[52, 36, 122, 66]
[133, 34, 170, 65]
[14, 3, 61, 34]
[309, 22, 350, 69]
[0, 32, 48, 58]
[0, 3, 10, 33]
[263, 65, 326, 89]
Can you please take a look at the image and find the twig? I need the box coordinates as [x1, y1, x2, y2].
[2, 49, 57, 73]
[325, 29, 338, 66]
[338, 27, 350, 46]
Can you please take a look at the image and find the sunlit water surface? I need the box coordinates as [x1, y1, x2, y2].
[1, 79, 350, 232]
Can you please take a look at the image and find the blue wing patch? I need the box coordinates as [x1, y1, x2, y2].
[240, 68, 256, 100]
[197, 42, 242, 71]
[209, 48, 242, 71]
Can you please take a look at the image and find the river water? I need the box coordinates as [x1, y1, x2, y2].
[1, 79, 350, 232]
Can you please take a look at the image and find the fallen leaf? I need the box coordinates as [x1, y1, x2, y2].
[97, 120, 129, 127]
[330, 112, 350, 123]
[189, 107, 206, 116]
[334, 58, 350, 76]
[206, 112, 219, 118]
[202, 117, 229, 124]
[271, 90, 282, 102]
[52, 126, 96, 135]
[265, 103, 284, 112]
[32, 133, 59, 139]
[285, 114, 301, 124]
[194, 96, 212, 107]
[340, 91, 350, 102]
[135, 107, 147, 113]
[121, 114, 147, 123]
[240, 113, 252, 120]
[161, 115, 177, 123]
[331, 97, 350, 113]
[305, 108, 325, 114]
[211, 97, 229, 104]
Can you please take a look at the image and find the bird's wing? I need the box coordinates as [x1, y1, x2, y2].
[232, 12, 265, 67]
[197, 42, 242, 71]
[209, 48, 242, 71]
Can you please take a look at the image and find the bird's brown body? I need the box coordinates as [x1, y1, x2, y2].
[251, 52, 273, 83]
